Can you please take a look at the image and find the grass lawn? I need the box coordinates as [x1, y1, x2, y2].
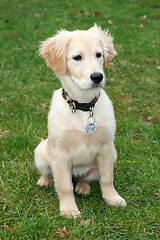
[0, 0, 160, 239]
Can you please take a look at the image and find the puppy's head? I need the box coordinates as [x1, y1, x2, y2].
[39, 24, 117, 90]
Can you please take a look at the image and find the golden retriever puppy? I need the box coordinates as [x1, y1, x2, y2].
[34, 24, 126, 217]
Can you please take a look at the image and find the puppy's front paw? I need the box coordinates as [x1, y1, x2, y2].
[105, 195, 127, 207]
[37, 176, 53, 187]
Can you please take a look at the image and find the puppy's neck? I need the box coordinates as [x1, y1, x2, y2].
[59, 75, 101, 103]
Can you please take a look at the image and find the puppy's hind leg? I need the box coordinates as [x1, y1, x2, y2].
[75, 181, 91, 196]
[34, 139, 53, 187]
[74, 168, 98, 196]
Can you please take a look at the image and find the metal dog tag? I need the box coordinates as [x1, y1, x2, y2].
[86, 122, 96, 134]
[86, 116, 96, 134]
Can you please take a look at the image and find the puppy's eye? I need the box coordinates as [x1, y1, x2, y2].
[96, 52, 101, 58]
[73, 55, 82, 61]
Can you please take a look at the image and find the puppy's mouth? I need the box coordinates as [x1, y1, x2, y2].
[91, 81, 104, 89]
[92, 83, 101, 88]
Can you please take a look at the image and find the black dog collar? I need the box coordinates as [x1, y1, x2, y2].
[62, 88, 99, 112]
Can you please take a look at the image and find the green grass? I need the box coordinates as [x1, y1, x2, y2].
[0, 0, 160, 239]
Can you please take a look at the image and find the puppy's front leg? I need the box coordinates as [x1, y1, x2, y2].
[97, 143, 126, 207]
[52, 150, 80, 217]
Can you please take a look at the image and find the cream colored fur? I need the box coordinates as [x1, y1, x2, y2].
[34, 24, 126, 217]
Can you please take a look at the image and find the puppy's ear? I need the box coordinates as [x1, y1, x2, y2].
[39, 30, 70, 76]
[101, 29, 117, 68]
[90, 24, 117, 67]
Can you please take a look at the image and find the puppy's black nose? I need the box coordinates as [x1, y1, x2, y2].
[90, 72, 103, 84]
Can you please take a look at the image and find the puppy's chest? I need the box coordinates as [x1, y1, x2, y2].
[61, 128, 107, 166]
[72, 138, 100, 166]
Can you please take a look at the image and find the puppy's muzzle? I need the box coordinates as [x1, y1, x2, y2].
[90, 72, 103, 86]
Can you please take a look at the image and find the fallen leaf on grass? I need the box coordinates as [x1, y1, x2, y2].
[79, 11, 102, 17]
[147, 116, 155, 122]
[79, 11, 84, 16]
[58, 226, 67, 237]
[140, 15, 147, 20]
[80, 219, 92, 226]
[98, 201, 102, 205]
[139, 22, 144, 27]
[94, 12, 102, 16]
[108, 19, 112, 25]
[4, 19, 9, 24]
[93, 233, 97, 238]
